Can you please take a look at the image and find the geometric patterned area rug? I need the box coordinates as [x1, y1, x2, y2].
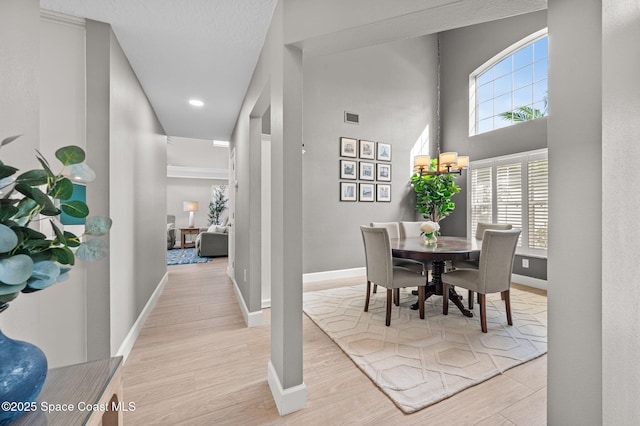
[303, 285, 547, 413]
[166, 248, 211, 265]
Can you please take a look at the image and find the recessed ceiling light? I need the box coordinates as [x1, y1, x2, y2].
[189, 99, 204, 107]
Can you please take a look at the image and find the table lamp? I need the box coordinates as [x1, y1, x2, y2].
[183, 201, 199, 228]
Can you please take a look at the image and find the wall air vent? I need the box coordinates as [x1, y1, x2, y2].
[344, 111, 359, 124]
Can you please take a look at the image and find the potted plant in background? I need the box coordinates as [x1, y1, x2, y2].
[208, 184, 228, 226]
[410, 158, 461, 223]
[0, 135, 111, 425]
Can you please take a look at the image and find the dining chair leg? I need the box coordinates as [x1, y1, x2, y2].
[468, 289, 474, 310]
[385, 289, 392, 326]
[503, 290, 513, 326]
[442, 283, 450, 315]
[365, 281, 371, 312]
[418, 286, 425, 319]
[394, 288, 400, 306]
[478, 293, 487, 332]
[373, 284, 377, 293]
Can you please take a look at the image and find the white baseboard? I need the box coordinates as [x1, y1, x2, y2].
[231, 277, 264, 327]
[512, 273, 547, 291]
[262, 298, 271, 309]
[267, 360, 306, 416]
[303, 267, 366, 284]
[117, 271, 168, 362]
[300, 267, 546, 292]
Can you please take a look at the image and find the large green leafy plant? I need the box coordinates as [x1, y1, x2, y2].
[0, 135, 111, 305]
[410, 158, 461, 222]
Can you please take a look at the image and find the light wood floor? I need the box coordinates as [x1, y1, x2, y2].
[123, 259, 547, 425]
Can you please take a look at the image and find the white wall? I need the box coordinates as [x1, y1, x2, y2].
[107, 29, 167, 356]
[302, 35, 438, 273]
[0, 0, 39, 171]
[167, 136, 228, 168]
[0, 7, 89, 368]
[602, 0, 640, 423]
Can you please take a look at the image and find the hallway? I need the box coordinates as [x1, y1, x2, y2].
[123, 260, 547, 425]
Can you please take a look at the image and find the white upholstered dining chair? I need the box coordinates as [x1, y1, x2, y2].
[452, 222, 513, 309]
[399, 221, 424, 239]
[370, 222, 425, 276]
[442, 228, 521, 333]
[360, 226, 426, 326]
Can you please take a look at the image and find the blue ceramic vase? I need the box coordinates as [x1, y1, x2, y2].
[0, 306, 48, 426]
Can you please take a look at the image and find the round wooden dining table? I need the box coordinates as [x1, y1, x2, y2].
[390, 236, 481, 317]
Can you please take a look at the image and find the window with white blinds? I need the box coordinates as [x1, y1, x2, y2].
[468, 149, 548, 255]
[470, 167, 492, 240]
[528, 159, 548, 249]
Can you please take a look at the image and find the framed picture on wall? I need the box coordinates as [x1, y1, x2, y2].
[359, 183, 375, 202]
[359, 162, 375, 180]
[377, 184, 391, 202]
[340, 182, 357, 201]
[340, 137, 358, 158]
[340, 160, 357, 179]
[377, 163, 391, 181]
[359, 140, 375, 159]
[377, 142, 392, 161]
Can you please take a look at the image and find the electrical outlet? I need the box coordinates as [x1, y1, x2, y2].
[522, 259, 529, 268]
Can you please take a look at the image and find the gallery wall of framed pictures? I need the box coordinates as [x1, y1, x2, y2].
[339, 137, 392, 202]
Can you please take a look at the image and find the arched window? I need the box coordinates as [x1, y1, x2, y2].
[469, 29, 548, 136]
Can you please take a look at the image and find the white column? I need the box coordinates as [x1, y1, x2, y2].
[602, 1, 640, 423]
[547, 0, 602, 423]
[267, 3, 306, 415]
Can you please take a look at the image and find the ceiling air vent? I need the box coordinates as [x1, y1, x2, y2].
[344, 111, 359, 124]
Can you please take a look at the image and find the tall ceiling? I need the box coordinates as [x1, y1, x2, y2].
[39, 1, 545, 142]
[40, 0, 277, 141]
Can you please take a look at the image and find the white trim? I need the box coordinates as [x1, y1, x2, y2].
[231, 277, 264, 327]
[40, 9, 86, 27]
[512, 273, 547, 291]
[262, 298, 271, 309]
[471, 28, 548, 79]
[470, 148, 548, 168]
[117, 272, 168, 363]
[167, 165, 229, 180]
[302, 267, 366, 284]
[267, 360, 307, 416]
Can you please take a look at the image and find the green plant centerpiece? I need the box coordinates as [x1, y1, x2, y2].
[410, 158, 461, 223]
[0, 135, 112, 306]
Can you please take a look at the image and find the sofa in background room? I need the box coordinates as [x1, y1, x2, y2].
[167, 215, 176, 249]
[196, 218, 229, 257]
